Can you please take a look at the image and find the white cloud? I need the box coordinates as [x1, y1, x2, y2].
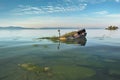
[11, 0, 113, 15]
[83, 0, 106, 3]
[94, 10, 108, 15]
[12, 4, 87, 15]
[12, 5, 44, 15]
[65, 0, 107, 3]
[66, 0, 120, 4]
[115, 0, 120, 2]
[106, 14, 120, 17]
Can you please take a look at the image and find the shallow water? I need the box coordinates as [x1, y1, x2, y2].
[0, 29, 120, 80]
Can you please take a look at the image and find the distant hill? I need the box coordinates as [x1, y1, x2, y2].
[0, 26, 35, 30]
[0, 26, 25, 30]
[0, 26, 79, 30]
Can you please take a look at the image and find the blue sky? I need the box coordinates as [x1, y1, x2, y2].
[0, 0, 120, 28]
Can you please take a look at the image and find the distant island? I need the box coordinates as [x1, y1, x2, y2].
[105, 26, 119, 30]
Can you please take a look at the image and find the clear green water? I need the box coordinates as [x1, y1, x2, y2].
[0, 29, 120, 80]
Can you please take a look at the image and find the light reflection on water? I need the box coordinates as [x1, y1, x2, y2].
[0, 29, 120, 80]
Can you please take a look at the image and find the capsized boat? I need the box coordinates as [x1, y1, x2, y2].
[60, 29, 87, 41]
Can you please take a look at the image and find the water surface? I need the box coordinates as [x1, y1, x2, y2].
[0, 29, 120, 80]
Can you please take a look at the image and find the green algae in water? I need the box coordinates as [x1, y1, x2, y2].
[32, 44, 49, 48]
[104, 59, 117, 63]
[109, 69, 120, 75]
[51, 66, 95, 80]
[109, 69, 120, 79]
[18, 63, 95, 80]
[42, 45, 49, 48]
[18, 63, 50, 73]
[18, 63, 53, 80]
[32, 44, 39, 47]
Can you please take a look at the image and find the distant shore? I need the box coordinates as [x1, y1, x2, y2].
[0, 26, 103, 30]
